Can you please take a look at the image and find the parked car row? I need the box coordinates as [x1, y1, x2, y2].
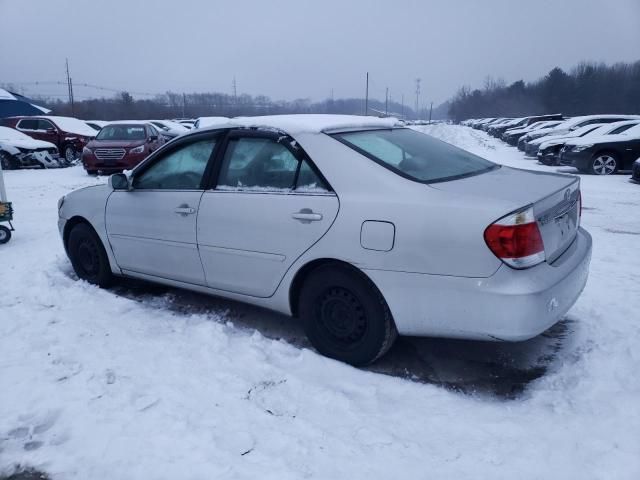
[462, 114, 640, 178]
[0, 115, 201, 173]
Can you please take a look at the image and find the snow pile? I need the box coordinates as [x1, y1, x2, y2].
[1, 125, 640, 479]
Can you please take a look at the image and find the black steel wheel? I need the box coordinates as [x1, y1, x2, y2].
[299, 264, 397, 366]
[67, 223, 113, 287]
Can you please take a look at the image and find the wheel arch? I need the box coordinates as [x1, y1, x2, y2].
[288, 258, 385, 318]
[63, 216, 97, 251]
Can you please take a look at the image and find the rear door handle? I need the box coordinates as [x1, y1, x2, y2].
[175, 205, 196, 216]
[292, 208, 323, 223]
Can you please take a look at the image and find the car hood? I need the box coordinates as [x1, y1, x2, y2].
[429, 165, 576, 210]
[0, 137, 56, 150]
[87, 140, 146, 149]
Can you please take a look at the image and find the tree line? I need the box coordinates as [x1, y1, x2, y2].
[448, 60, 640, 122]
[21, 90, 416, 121]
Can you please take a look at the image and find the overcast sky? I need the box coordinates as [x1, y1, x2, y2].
[1, 0, 639, 106]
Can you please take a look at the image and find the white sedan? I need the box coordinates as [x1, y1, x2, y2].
[57, 115, 592, 365]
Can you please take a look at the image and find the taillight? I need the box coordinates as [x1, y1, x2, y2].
[484, 206, 545, 269]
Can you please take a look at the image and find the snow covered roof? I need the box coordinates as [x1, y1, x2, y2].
[45, 116, 97, 136]
[0, 125, 31, 141]
[199, 114, 401, 134]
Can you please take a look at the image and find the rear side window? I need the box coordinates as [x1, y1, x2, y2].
[18, 119, 39, 130]
[216, 136, 329, 192]
[609, 124, 635, 135]
[332, 128, 497, 183]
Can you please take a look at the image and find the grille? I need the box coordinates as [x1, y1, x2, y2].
[94, 148, 126, 161]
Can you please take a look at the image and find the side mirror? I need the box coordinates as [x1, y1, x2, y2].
[109, 173, 131, 191]
[148, 135, 158, 142]
[46, 128, 57, 134]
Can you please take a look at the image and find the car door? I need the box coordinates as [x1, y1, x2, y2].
[36, 119, 60, 145]
[105, 132, 220, 285]
[197, 130, 339, 297]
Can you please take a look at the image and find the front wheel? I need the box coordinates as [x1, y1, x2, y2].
[0, 225, 11, 244]
[0, 152, 18, 170]
[299, 265, 397, 366]
[590, 153, 619, 175]
[64, 146, 76, 164]
[67, 223, 113, 287]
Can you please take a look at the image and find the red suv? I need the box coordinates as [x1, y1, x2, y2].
[1, 116, 96, 163]
[82, 122, 163, 174]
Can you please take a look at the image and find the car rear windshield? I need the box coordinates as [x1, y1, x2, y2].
[97, 125, 146, 140]
[332, 128, 498, 183]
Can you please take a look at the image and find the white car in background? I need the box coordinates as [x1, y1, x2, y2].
[149, 120, 190, 141]
[193, 116, 230, 129]
[85, 120, 109, 131]
[0, 126, 61, 169]
[57, 115, 592, 365]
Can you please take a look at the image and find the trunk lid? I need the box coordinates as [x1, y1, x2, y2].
[430, 166, 580, 263]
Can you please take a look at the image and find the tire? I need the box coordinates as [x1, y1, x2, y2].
[64, 146, 76, 164]
[0, 152, 18, 170]
[589, 152, 619, 175]
[298, 264, 397, 366]
[67, 223, 113, 287]
[0, 225, 11, 244]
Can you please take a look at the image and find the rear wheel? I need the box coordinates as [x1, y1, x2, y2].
[0, 225, 11, 244]
[67, 223, 113, 287]
[590, 152, 619, 175]
[299, 264, 397, 366]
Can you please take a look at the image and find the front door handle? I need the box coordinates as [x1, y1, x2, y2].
[175, 205, 196, 216]
[292, 208, 323, 223]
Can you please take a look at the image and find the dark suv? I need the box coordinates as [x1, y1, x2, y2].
[1, 116, 96, 163]
[81, 122, 163, 174]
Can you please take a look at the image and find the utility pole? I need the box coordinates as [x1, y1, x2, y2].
[401, 94, 404, 118]
[428, 101, 433, 124]
[182, 93, 186, 118]
[385, 87, 389, 116]
[415, 78, 421, 120]
[232, 76, 237, 105]
[65, 58, 75, 116]
[364, 72, 369, 116]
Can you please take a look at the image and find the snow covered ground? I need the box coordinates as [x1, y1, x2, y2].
[1, 124, 639, 479]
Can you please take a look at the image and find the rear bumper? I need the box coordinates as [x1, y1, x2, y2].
[365, 227, 592, 341]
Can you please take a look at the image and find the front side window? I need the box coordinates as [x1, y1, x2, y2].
[216, 136, 329, 192]
[38, 119, 55, 131]
[133, 138, 216, 190]
[333, 128, 497, 183]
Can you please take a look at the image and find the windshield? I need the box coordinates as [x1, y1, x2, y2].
[96, 125, 146, 141]
[332, 128, 498, 184]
